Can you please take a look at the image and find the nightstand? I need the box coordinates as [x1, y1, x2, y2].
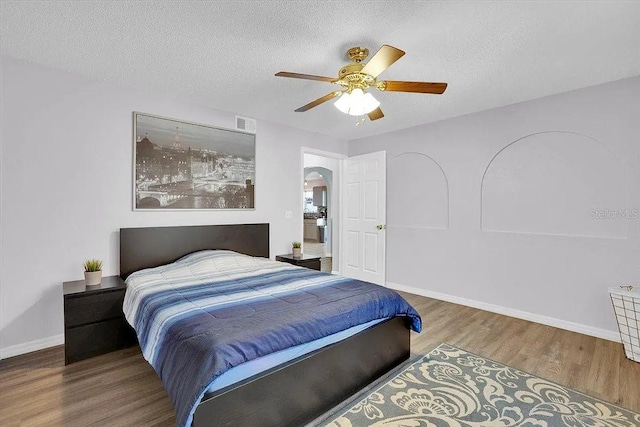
[63, 275, 137, 365]
[276, 254, 322, 271]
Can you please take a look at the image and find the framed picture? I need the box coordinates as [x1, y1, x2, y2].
[133, 112, 256, 210]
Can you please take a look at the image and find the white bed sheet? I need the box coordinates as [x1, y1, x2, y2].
[205, 317, 386, 394]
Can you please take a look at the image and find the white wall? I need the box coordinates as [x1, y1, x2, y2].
[349, 76, 640, 340]
[0, 56, 347, 357]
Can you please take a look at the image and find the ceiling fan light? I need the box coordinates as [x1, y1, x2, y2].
[346, 89, 363, 115]
[350, 88, 365, 102]
[362, 92, 380, 113]
[348, 106, 364, 116]
[334, 92, 351, 114]
[334, 89, 380, 116]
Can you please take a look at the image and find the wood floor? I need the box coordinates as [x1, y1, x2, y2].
[1, 292, 638, 426]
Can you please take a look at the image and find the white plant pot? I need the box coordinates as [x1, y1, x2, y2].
[84, 271, 102, 286]
[292, 247, 302, 258]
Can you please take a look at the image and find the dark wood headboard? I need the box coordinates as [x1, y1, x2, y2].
[119, 223, 269, 279]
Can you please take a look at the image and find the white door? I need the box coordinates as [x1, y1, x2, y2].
[341, 151, 386, 285]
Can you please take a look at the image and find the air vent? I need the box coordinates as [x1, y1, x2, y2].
[235, 115, 256, 133]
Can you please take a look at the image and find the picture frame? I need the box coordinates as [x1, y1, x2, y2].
[133, 112, 256, 210]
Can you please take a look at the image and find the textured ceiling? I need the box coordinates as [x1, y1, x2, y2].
[2, 1, 639, 141]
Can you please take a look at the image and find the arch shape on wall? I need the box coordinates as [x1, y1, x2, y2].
[304, 166, 333, 196]
[388, 152, 449, 230]
[481, 131, 627, 239]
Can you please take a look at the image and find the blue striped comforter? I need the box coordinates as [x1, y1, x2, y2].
[123, 250, 421, 427]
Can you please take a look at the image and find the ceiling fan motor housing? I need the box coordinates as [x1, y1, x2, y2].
[338, 63, 375, 91]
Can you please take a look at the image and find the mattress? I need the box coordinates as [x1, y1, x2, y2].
[205, 317, 385, 394]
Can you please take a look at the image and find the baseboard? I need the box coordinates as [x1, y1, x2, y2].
[0, 285, 619, 359]
[387, 282, 620, 343]
[0, 334, 64, 360]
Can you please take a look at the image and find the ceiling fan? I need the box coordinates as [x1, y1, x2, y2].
[275, 45, 448, 121]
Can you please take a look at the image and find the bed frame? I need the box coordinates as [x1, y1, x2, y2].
[120, 223, 411, 427]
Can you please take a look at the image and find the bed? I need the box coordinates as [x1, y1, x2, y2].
[120, 223, 420, 427]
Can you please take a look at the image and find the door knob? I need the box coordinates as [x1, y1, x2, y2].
[376, 224, 386, 230]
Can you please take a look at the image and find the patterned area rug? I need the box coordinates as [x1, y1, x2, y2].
[322, 343, 639, 427]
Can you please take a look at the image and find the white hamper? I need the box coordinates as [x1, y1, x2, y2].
[609, 285, 640, 363]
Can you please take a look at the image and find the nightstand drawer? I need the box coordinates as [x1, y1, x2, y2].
[64, 290, 125, 327]
[65, 317, 136, 364]
[295, 259, 321, 270]
[276, 255, 322, 271]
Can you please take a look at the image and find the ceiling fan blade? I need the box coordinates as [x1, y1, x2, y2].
[275, 72, 337, 83]
[360, 45, 405, 78]
[380, 81, 448, 94]
[295, 91, 342, 112]
[367, 107, 384, 121]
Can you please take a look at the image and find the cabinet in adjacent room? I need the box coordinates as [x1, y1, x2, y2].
[312, 186, 327, 207]
[304, 219, 319, 241]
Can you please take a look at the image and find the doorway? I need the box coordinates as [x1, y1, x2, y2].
[303, 167, 330, 259]
[302, 149, 344, 274]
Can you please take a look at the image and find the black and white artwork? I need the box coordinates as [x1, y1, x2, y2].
[133, 113, 255, 210]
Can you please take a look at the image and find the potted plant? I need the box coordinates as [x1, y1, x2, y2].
[83, 259, 103, 286]
[292, 242, 302, 258]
